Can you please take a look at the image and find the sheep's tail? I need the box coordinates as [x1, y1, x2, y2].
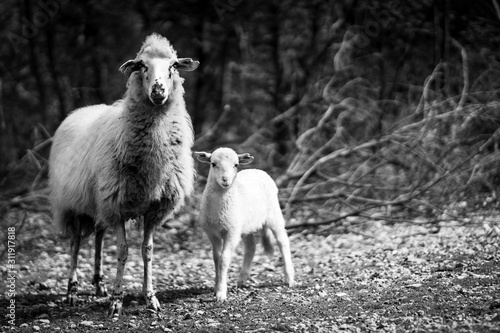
[262, 227, 274, 257]
[55, 209, 95, 239]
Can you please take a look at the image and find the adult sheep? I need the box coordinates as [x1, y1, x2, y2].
[49, 33, 199, 316]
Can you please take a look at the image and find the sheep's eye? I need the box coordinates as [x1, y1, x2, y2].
[211, 163, 216, 168]
[234, 163, 239, 168]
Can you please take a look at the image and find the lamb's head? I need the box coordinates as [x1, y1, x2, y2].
[195, 148, 254, 189]
[119, 33, 199, 106]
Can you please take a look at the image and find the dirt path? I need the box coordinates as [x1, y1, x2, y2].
[1, 210, 500, 332]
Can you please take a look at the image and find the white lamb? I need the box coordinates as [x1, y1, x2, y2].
[49, 33, 199, 316]
[195, 147, 294, 302]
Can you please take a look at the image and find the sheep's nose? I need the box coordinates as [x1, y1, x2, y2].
[150, 83, 166, 105]
[222, 176, 228, 182]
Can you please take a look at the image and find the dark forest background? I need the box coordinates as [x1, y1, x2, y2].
[2, 0, 500, 223]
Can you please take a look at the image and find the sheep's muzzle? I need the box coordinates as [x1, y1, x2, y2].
[150, 83, 166, 105]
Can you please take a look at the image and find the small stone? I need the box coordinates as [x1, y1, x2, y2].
[80, 320, 94, 327]
[38, 283, 50, 291]
[406, 283, 422, 289]
[38, 314, 49, 319]
[39, 319, 50, 324]
[33, 326, 40, 331]
[20, 323, 28, 328]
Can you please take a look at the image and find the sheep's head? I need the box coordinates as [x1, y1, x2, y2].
[119, 34, 199, 106]
[195, 148, 254, 189]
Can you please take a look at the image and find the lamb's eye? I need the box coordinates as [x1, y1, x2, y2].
[234, 164, 239, 168]
[211, 163, 216, 168]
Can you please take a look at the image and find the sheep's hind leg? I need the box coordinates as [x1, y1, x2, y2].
[142, 220, 161, 313]
[92, 227, 108, 297]
[237, 234, 256, 287]
[272, 227, 295, 287]
[108, 222, 128, 317]
[67, 219, 81, 305]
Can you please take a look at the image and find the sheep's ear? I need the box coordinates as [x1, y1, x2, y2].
[238, 153, 254, 165]
[174, 58, 200, 71]
[194, 152, 211, 164]
[119, 59, 145, 77]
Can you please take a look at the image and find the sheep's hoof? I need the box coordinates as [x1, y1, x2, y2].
[92, 275, 108, 297]
[108, 297, 123, 317]
[145, 294, 161, 314]
[67, 280, 79, 305]
[95, 284, 108, 297]
[67, 293, 78, 306]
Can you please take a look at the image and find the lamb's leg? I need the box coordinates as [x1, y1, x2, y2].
[67, 219, 81, 305]
[237, 234, 256, 287]
[108, 222, 128, 317]
[272, 227, 295, 287]
[216, 234, 238, 302]
[142, 220, 160, 312]
[92, 227, 108, 297]
[208, 234, 222, 296]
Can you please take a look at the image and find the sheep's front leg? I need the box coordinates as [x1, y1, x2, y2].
[142, 220, 160, 312]
[216, 234, 237, 302]
[108, 222, 128, 317]
[237, 234, 256, 287]
[67, 221, 81, 306]
[93, 227, 108, 297]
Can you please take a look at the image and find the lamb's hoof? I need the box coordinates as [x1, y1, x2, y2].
[95, 284, 108, 297]
[215, 292, 227, 303]
[108, 297, 123, 317]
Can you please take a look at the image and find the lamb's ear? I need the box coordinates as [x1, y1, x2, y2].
[194, 152, 211, 163]
[174, 58, 200, 71]
[237, 153, 254, 165]
[119, 59, 145, 77]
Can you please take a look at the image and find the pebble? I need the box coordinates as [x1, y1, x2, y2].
[20, 323, 28, 328]
[38, 319, 50, 324]
[33, 326, 40, 331]
[80, 320, 94, 327]
[38, 314, 49, 319]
